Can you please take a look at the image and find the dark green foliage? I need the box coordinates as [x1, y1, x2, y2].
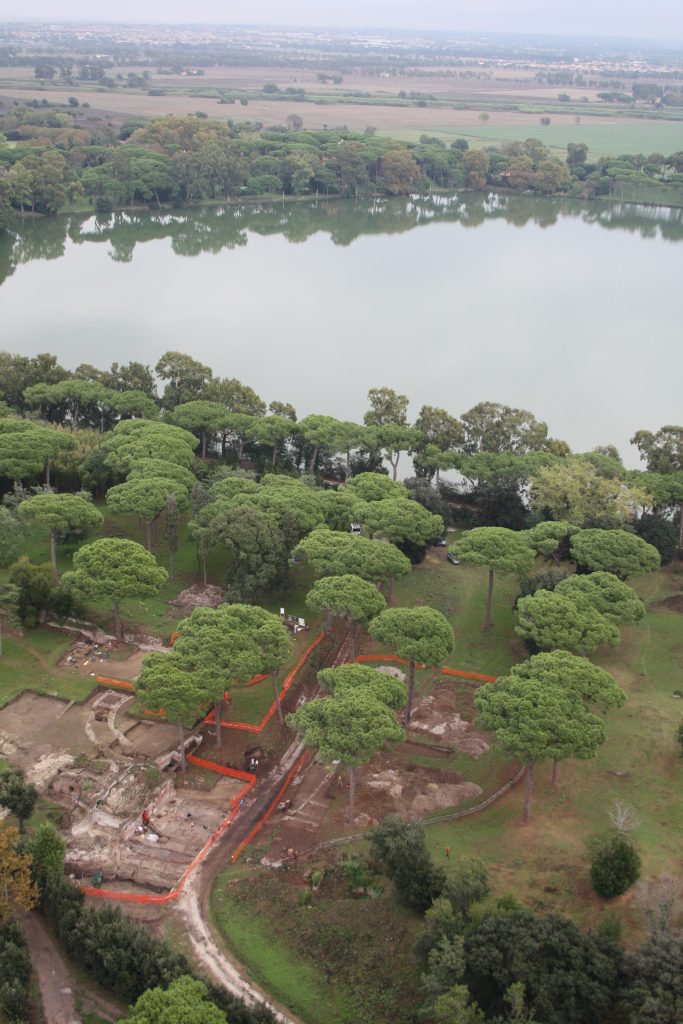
[589, 834, 641, 898]
[474, 482, 530, 530]
[25, 822, 65, 881]
[403, 478, 450, 521]
[369, 816, 446, 912]
[517, 566, 570, 600]
[463, 910, 622, 1024]
[677, 721, 683, 757]
[636, 514, 678, 565]
[443, 859, 490, 920]
[623, 935, 683, 1024]
[9, 558, 54, 624]
[0, 919, 31, 1023]
[38, 874, 274, 1023]
[0, 765, 38, 827]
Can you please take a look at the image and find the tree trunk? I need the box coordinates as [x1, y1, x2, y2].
[679, 501, 683, 549]
[272, 672, 284, 724]
[347, 765, 356, 824]
[483, 568, 494, 630]
[113, 599, 122, 641]
[406, 659, 416, 726]
[435, 466, 440, 486]
[45, 460, 52, 490]
[308, 444, 319, 472]
[178, 721, 186, 772]
[145, 520, 153, 552]
[214, 699, 222, 748]
[551, 759, 559, 786]
[272, 445, 277, 469]
[391, 453, 399, 480]
[345, 451, 352, 480]
[349, 620, 357, 661]
[201, 431, 207, 460]
[49, 529, 59, 581]
[523, 762, 534, 823]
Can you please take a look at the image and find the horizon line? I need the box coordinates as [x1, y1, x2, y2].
[1, 19, 682, 46]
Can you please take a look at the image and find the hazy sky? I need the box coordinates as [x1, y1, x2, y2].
[4, 1, 683, 42]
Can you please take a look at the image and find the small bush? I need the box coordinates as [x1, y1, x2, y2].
[299, 888, 312, 907]
[589, 834, 641, 898]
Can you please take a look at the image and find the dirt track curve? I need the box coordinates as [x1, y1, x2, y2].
[175, 738, 309, 1024]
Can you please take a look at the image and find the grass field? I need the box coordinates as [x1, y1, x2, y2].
[384, 120, 683, 156]
[0, 631, 97, 708]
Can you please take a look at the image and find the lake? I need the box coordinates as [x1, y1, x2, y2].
[1, 193, 682, 465]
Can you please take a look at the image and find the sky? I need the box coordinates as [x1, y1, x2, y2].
[3, 1, 683, 42]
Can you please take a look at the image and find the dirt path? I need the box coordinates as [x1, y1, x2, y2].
[176, 738, 309, 1024]
[19, 911, 80, 1024]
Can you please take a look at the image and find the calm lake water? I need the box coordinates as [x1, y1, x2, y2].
[1, 193, 682, 465]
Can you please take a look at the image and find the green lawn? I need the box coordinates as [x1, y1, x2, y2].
[391, 550, 521, 677]
[1, 508, 321, 641]
[0, 630, 97, 708]
[422, 567, 683, 939]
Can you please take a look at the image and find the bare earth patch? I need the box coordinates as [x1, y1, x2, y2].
[410, 683, 491, 757]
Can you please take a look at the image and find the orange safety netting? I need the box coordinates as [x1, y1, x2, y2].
[354, 654, 496, 683]
[203, 632, 325, 733]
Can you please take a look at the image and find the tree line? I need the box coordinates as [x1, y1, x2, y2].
[1, 349, 681, 568]
[1, 107, 683, 228]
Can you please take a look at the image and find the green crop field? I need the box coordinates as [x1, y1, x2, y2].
[383, 121, 683, 158]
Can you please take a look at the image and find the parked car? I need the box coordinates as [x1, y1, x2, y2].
[447, 552, 460, 565]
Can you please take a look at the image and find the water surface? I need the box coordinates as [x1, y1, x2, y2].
[1, 193, 681, 463]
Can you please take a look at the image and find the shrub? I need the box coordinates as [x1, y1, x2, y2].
[589, 834, 641, 898]
[369, 816, 446, 912]
[0, 919, 31, 1023]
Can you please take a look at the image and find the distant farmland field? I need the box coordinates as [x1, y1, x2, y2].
[383, 120, 683, 157]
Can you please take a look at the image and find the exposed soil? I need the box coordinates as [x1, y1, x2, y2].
[409, 682, 492, 757]
[170, 583, 227, 613]
[656, 593, 683, 612]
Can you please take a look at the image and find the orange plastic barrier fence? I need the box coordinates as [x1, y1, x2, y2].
[440, 667, 496, 683]
[230, 751, 310, 864]
[95, 676, 134, 691]
[354, 655, 496, 683]
[204, 632, 325, 734]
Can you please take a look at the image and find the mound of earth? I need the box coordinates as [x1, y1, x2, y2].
[365, 767, 481, 818]
[656, 593, 683, 613]
[410, 685, 491, 757]
[376, 665, 407, 682]
[170, 584, 227, 613]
